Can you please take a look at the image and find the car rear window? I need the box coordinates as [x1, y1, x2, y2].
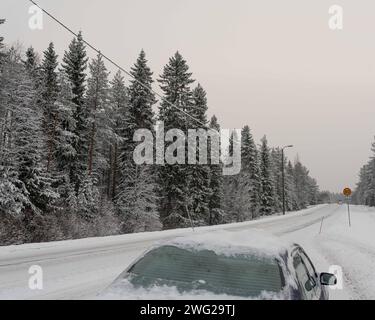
[127, 245, 285, 298]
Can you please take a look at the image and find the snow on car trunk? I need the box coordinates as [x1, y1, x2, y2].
[100, 230, 296, 300]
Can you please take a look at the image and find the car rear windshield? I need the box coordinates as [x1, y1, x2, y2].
[127, 245, 285, 298]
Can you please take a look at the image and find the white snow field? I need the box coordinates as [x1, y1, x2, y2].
[0, 204, 374, 300]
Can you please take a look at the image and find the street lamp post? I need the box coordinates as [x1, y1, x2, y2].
[281, 145, 293, 215]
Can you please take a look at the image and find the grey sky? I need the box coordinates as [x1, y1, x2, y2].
[1, 0, 374, 192]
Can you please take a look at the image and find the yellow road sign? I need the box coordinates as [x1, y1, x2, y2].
[343, 187, 352, 197]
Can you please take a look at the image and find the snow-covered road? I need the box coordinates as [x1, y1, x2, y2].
[0, 204, 374, 300]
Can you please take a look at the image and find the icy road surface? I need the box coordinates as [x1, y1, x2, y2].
[0, 204, 374, 299]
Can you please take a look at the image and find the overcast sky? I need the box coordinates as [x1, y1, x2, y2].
[1, 0, 374, 192]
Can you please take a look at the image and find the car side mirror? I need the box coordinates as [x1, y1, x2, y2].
[320, 273, 337, 286]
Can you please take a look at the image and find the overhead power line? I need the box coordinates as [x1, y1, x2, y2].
[27, 0, 220, 135]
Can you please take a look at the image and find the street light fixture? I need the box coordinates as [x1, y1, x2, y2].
[281, 145, 293, 215]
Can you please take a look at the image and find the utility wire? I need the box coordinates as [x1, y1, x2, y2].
[27, 0, 220, 136]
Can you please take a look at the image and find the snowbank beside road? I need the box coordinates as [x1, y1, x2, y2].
[281, 205, 375, 299]
[316, 205, 375, 299]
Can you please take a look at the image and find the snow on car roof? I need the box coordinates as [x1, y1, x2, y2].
[153, 229, 291, 258]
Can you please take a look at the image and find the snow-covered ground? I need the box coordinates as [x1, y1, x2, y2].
[284, 204, 375, 299]
[0, 204, 374, 299]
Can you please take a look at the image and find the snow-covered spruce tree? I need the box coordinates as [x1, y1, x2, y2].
[222, 130, 247, 222]
[116, 50, 160, 233]
[367, 138, 375, 206]
[53, 71, 119, 239]
[61, 32, 89, 193]
[259, 136, 275, 215]
[0, 164, 30, 244]
[365, 138, 375, 206]
[65, 52, 120, 233]
[0, 19, 5, 66]
[0, 19, 7, 148]
[53, 71, 78, 207]
[157, 52, 195, 229]
[0, 19, 4, 45]
[292, 157, 310, 209]
[0, 48, 29, 244]
[54, 71, 77, 176]
[207, 115, 225, 225]
[0, 49, 57, 243]
[115, 162, 159, 233]
[356, 164, 370, 205]
[0, 19, 6, 145]
[270, 148, 283, 212]
[128, 49, 156, 132]
[241, 125, 261, 219]
[40, 42, 59, 172]
[24, 46, 39, 77]
[86, 53, 111, 181]
[270, 148, 305, 213]
[355, 139, 370, 205]
[286, 160, 299, 210]
[185, 84, 211, 225]
[60, 37, 110, 236]
[108, 70, 128, 199]
[24, 46, 44, 109]
[307, 176, 319, 205]
[355, 161, 374, 206]
[363, 164, 375, 207]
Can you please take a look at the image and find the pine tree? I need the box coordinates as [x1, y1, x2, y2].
[259, 136, 274, 215]
[158, 52, 195, 229]
[61, 32, 89, 192]
[241, 125, 261, 218]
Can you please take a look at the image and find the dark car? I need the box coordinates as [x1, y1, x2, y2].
[100, 231, 337, 300]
